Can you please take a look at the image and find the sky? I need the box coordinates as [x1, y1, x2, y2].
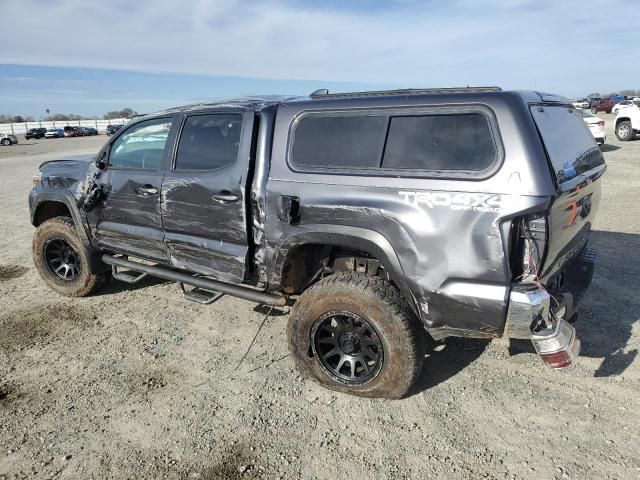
[1, 0, 639, 117]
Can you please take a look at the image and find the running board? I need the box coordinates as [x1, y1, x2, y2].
[102, 254, 287, 306]
[177, 281, 224, 305]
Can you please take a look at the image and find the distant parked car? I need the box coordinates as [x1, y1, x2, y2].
[612, 100, 640, 114]
[25, 128, 47, 140]
[44, 128, 64, 138]
[106, 124, 123, 135]
[571, 98, 590, 109]
[591, 97, 616, 114]
[577, 109, 606, 145]
[1, 133, 19, 145]
[63, 126, 84, 137]
[588, 97, 601, 108]
[81, 127, 98, 136]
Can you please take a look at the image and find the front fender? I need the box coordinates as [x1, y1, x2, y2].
[30, 189, 89, 240]
[29, 188, 107, 273]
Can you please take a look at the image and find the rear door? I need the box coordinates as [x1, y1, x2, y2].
[161, 110, 254, 283]
[530, 104, 606, 280]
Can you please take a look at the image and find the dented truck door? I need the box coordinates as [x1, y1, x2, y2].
[86, 116, 177, 261]
[160, 111, 254, 283]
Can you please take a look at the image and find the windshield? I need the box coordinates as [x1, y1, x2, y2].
[530, 105, 605, 184]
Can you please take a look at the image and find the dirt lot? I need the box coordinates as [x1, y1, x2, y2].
[0, 115, 639, 479]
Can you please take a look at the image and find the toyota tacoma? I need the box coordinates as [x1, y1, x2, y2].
[29, 87, 604, 398]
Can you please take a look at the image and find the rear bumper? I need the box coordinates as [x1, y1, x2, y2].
[504, 246, 597, 340]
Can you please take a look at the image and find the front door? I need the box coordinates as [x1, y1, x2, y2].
[161, 111, 254, 283]
[87, 116, 176, 261]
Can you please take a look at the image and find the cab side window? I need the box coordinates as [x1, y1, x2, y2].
[175, 114, 242, 171]
[109, 118, 173, 170]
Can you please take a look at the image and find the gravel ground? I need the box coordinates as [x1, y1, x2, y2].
[0, 115, 639, 479]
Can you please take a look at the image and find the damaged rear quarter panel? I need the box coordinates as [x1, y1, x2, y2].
[265, 94, 555, 338]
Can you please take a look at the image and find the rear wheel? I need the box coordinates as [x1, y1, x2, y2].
[616, 121, 634, 141]
[287, 273, 424, 399]
[1, 138, 10, 146]
[32, 216, 109, 297]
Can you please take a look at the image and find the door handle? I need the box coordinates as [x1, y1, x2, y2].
[135, 185, 158, 196]
[212, 191, 240, 203]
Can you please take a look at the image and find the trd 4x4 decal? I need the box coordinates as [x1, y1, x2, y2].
[399, 191, 505, 213]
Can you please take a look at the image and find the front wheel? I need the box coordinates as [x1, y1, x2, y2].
[616, 121, 634, 141]
[287, 273, 424, 399]
[32, 216, 109, 297]
[1, 139, 10, 146]
[591, 108, 598, 114]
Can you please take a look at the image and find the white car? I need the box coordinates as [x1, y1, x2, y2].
[571, 98, 590, 109]
[44, 128, 64, 138]
[611, 100, 640, 114]
[1, 133, 19, 145]
[578, 109, 606, 145]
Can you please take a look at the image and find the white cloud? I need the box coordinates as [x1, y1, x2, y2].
[1, 0, 639, 93]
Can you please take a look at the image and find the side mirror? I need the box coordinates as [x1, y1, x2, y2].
[96, 152, 107, 170]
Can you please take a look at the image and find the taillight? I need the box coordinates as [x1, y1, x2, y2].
[532, 319, 581, 369]
[510, 214, 548, 282]
[597, 121, 604, 127]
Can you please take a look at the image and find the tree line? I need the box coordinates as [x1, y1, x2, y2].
[0, 108, 139, 124]
[586, 89, 640, 98]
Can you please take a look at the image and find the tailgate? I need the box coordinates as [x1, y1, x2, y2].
[529, 104, 606, 280]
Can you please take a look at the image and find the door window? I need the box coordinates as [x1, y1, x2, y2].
[175, 114, 242, 171]
[109, 118, 172, 170]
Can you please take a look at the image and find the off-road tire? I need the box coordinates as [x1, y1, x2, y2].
[287, 272, 424, 399]
[616, 121, 634, 141]
[32, 216, 109, 297]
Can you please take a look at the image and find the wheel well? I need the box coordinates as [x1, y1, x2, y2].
[280, 244, 387, 294]
[616, 117, 630, 128]
[33, 201, 72, 226]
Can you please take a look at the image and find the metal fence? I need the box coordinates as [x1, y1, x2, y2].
[0, 118, 129, 135]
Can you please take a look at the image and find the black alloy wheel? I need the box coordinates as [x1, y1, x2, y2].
[44, 238, 81, 281]
[311, 310, 384, 384]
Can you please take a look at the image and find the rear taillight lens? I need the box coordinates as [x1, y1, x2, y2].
[597, 121, 604, 127]
[532, 319, 581, 369]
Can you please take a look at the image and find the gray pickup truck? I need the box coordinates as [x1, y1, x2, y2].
[29, 87, 604, 398]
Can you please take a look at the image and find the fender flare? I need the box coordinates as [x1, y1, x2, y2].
[270, 224, 419, 316]
[31, 189, 89, 241]
[30, 190, 108, 273]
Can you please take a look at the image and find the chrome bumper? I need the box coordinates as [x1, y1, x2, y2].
[503, 288, 551, 339]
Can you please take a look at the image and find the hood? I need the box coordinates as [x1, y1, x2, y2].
[39, 154, 96, 170]
[38, 154, 97, 191]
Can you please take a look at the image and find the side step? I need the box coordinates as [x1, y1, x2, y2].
[102, 254, 287, 306]
[177, 281, 224, 305]
[111, 265, 148, 284]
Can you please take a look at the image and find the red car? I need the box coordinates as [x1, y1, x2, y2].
[591, 97, 616, 114]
